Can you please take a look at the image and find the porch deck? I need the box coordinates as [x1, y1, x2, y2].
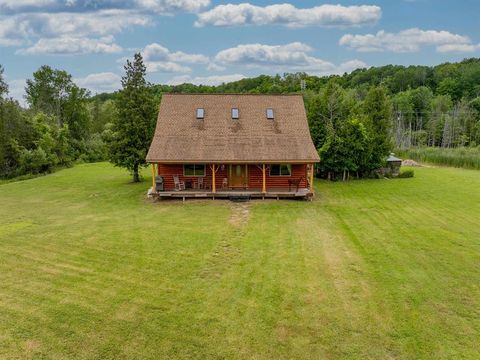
[150, 187, 312, 200]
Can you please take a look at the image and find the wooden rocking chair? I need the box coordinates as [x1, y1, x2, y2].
[288, 177, 304, 192]
[197, 177, 204, 189]
[173, 175, 185, 191]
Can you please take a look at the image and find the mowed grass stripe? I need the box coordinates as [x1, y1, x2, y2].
[0, 163, 479, 358]
[321, 167, 480, 358]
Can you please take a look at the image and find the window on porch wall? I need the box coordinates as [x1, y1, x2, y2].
[269, 164, 292, 176]
[183, 164, 205, 176]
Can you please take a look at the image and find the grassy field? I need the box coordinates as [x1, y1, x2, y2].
[0, 163, 479, 359]
[398, 146, 480, 170]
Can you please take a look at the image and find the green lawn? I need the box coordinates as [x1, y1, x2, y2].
[1, 163, 479, 359]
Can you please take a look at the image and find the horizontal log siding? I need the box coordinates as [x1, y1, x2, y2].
[157, 164, 227, 191]
[157, 163, 307, 191]
[248, 164, 307, 189]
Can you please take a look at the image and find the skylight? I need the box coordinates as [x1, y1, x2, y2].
[196, 108, 204, 119]
[266, 108, 274, 119]
[231, 108, 239, 119]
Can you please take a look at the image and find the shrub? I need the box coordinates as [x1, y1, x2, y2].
[398, 169, 414, 178]
[78, 134, 108, 163]
[19, 147, 51, 174]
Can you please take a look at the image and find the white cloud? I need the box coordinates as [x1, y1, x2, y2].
[146, 61, 192, 73]
[0, 0, 55, 12]
[0, 10, 150, 52]
[166, 74, 246, 86]
[140, 42, 209, 73]
[0, 0, 210, 14]
[0, 0, 210, 54]
[0, 16, 33, 46]
[143, 43, 209, 63]
[436, 43, 480, 53]
[214, 42, 367, 75]
[17, 35, 122, 55]
[337, 59, 369, 74]
[207, 62, 225, 71]
[340, 28, 476, 53]
[25, 10, 148, 38]
[75, 72, 122, 93]
[135, 0, 210, 14]
[195, 3, 381, 28]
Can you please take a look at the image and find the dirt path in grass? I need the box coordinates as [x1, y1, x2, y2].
[228, 202, 251, 227]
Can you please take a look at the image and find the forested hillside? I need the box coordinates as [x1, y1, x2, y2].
[1, 58, 480, 179]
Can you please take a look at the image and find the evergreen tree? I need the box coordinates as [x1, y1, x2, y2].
[0, 66, 7, 173]
[107, 53, 157, 182]
[363, 87, 393, 171]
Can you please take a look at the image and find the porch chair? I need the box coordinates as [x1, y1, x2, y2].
[173, 175, 185, 191]
[204, 179, 211, 190]
[222, 178, 228, 189]
[288, 176, 304, 192]
[197, 177, 204, 189]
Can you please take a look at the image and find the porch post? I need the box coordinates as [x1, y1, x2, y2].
[262, 163, 266, 193]
[212, 164, 216, 193]
[310, 163, 314, 193]
[151, 163, 156, 192]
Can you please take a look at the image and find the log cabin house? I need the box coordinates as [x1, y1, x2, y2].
[146, 94, 320, 200]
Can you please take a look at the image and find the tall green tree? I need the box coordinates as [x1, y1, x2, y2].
[63, 85, 90, 143]
[107, 53, 157, 182]
[0, 66, 7, 97]
[363, 86, 392, 171]
[25, 65, 91, 145]
[26, 66, 73, 121]
[0, 65, 8, 172]
[315, 82, 352, 178]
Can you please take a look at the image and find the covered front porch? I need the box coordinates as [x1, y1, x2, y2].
[149, 162, 315, 200]
[153, 187, 312, 200]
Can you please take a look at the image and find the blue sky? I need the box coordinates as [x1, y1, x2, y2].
[1, 0, 479, 103]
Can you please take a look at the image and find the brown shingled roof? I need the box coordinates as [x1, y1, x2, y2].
[146, 94, 320, 163]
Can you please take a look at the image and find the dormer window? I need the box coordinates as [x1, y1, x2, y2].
[231, 108, 239, 119]
[196, 108, 204, 119]
[266, 108, 274, 119]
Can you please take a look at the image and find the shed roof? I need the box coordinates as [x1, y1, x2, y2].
[387, 153, 402, 162]
[146, 94, 320, 163]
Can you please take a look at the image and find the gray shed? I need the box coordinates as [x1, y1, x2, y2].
[386, 153, 402, 177]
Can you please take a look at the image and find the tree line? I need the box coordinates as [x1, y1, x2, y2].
[1, 57, 480, 181]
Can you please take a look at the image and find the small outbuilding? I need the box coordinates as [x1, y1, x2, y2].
[386, 153, 402, 177]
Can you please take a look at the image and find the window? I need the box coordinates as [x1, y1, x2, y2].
[266, 108, 274, 119]
[196, 108, 204, 119]
[231, 108, 239, 119]
[183, 164, 205, 176]
[269, 164, 291, 176]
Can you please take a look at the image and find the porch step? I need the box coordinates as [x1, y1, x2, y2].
[228, 194, 250, 202]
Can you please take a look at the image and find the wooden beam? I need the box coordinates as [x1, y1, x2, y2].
[151, 163, 156, 192]
[212, 164, 216, 193]
[262, 163, 266, 193]
[245, 164, 248, 189]
[310, 163, 314, 193]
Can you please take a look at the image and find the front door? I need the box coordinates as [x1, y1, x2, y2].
[229, 164, 247, 188]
